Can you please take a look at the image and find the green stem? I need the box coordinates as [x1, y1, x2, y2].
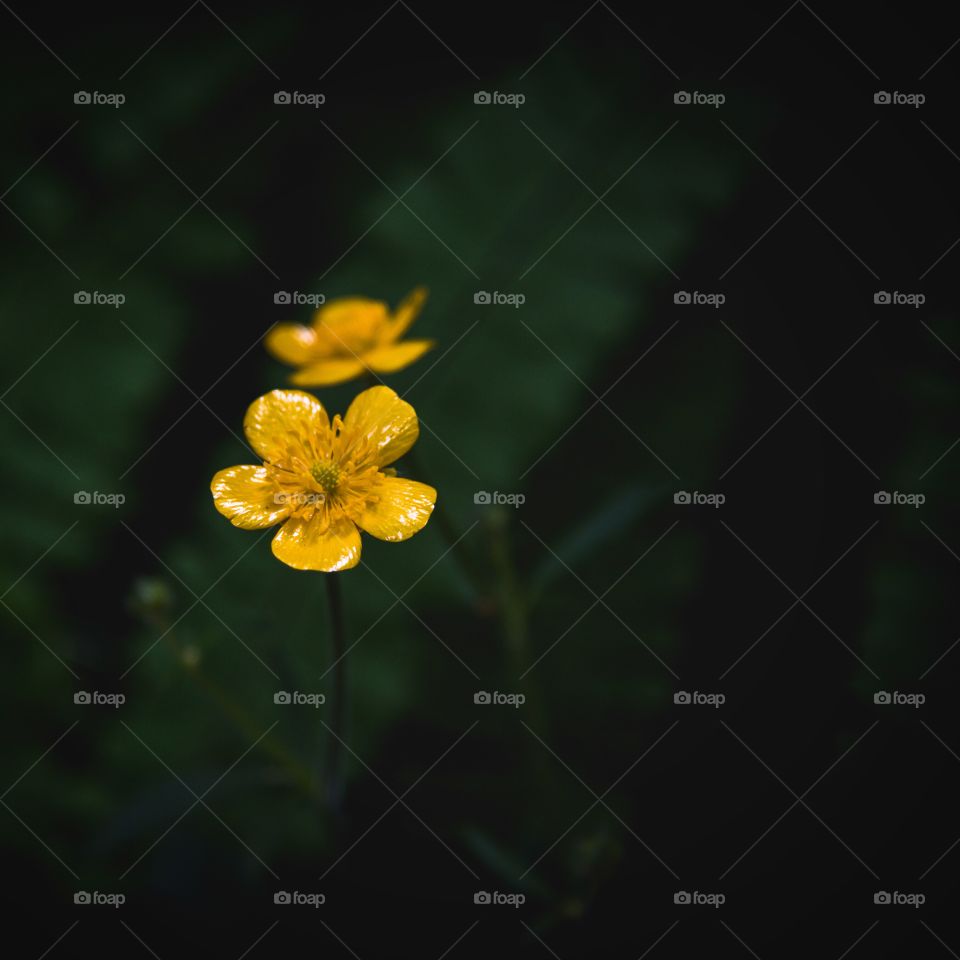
[487, 512, 530, 675]
[486, 513, 552, 786]
[322, 573, 346, 810]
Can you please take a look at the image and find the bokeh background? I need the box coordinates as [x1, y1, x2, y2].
[3, 1, 960, 955]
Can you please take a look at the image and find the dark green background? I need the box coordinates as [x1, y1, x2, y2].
[2, 1, 960, 955]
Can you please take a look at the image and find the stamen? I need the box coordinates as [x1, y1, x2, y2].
[310, 460, 341, 493]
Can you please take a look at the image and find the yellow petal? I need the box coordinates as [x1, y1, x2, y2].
[363, 339, 435, 373]
[264, 324, 321, 366]
[342, 385, 419, 467]
[244, 390, 329, 464]
[314, 297, 389, 353]
[381, 287, 428, 343]
[271, 512, 361, 571]
[211, 465, 289, 529]
[290, 357, 367, 386]
[356, 477, 436, 542]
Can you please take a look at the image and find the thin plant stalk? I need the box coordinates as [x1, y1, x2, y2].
[323, 572, 346, 810]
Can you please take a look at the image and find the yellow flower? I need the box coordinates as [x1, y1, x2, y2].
[265, 287, 434, 386]
[211, 386, 436, 572]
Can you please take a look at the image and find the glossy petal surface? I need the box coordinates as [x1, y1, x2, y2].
[243, 390, 328, 463]
[271, 512, 361, 571]
[342, 385, 419, 467]
[356, 477, 436, 541]
[211, 465, 288, 529]
[212, 383, 434, 571]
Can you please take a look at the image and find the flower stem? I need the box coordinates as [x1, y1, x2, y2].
[323, 572, 346, 811]
[487, 512, 530, 676]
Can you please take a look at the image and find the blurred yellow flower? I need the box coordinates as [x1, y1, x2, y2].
[211, 386, 436, 572]
[265, 287, 434, 386]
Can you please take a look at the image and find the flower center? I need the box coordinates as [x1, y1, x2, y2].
[310, 460, 341, 494]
